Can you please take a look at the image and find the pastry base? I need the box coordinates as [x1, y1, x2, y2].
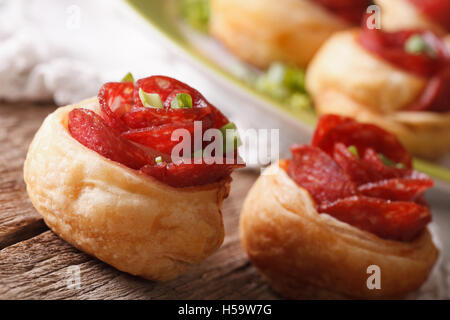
[240, 163, 439, 299]
[306, 30, 450, 159]
[24, 98, 229, 281]
[210, 0, 349, 68]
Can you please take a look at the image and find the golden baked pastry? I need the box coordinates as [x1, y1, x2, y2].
[240, 115, 438, 299]
[210, 0, 363, 68]
[24, 75, 244, 281]
[241, 163, 438, 299]
[375, 0, 449, 37]
[306, 29, 450, 159]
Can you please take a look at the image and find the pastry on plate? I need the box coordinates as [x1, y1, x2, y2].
[24, 75, 244, 281]
[210, 0, 371, 68]
[375, 0, 450, 45]
[306, 24, 450, 159]
[240, 114, 438, 299]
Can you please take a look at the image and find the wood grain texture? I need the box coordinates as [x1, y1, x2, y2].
[0, 102, 277, 299]
[0, 103, 54, 249]
[0, 170, 278, 299]
[1, 102, 447, 300]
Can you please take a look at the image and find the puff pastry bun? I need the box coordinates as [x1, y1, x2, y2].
[240, 163, 438, 299]
[306, 30, 450, 159]
[375, 0, 450, 42]
[210, 0, 351, 68]
[24, 98, 228, 281]
[375, 0, 450, 50]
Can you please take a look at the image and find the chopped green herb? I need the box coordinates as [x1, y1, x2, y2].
[139, 88, 163, 108]
[252, 62, 312, 113]
[220, 122, 242, 152]
[288, 93, 312, 113]
[171, 93, 193, 109]
[405, 35, 437, 58]
[180, 0, 210, 32]
[284, 67, 306, 92]
[155, 156, 163, 163]
[348, 145, 359, 158]
[378, 153, 406, 169]
[255, 75, 290, 100]
[121, 72, 134, 83]
[267, 62, 286, 85]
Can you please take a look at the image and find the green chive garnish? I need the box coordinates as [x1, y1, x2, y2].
[180, 0, 210, 32]
[220, 122, 242, 152]
[348, 145, 359, 158]
[171, 93, 193, 109]
[155, 156, 163, 163]
[139, 88, 163, 109]
[378, 153, 406, 169]
[121, 72, 134, 83]
[405, 35, 436, 58]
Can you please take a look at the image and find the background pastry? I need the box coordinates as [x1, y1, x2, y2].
[24, 75, 244, 281]
[240, 115, 438, 299]
[306, 27, 450, 159]
[376, 0, 450, 39]
[210, 0, 371, 68]
[376, 0, 450, 49]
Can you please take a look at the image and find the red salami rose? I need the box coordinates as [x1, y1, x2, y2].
[358, 16, 450, 112]
[68, 76, 244, 187]
[408, 0, 450, 32]
[312, 0, 372, 25]
[287, 114, 433, 241]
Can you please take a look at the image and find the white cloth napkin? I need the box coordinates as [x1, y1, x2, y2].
[0, 0, 209, 106]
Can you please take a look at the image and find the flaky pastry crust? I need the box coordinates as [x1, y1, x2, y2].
[240, 163, 438, 299]
[24, 98, 229, 281]
[375, 0, 448, 37]
[306, 30, 450, 159]
[210, 0, 350, 68]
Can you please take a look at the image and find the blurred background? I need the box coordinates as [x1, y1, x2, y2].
[1, 0, 449, 300]
[0, 0, 216, 106]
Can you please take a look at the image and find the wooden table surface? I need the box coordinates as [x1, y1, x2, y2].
[0, 102, 278, 300]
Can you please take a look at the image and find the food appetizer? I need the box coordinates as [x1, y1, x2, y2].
[24, 75, 244, 281]
[306, 22, 450, 159]
[240, 114, 438, 299]
[210, 0, 372, 68]
[376, 0, 450, 43]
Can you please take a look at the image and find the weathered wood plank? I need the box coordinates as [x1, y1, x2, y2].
[0, 103, 55, 249]
[0, 170, 279, 300]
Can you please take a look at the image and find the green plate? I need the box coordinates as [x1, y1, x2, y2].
[125, 0, 450, 187]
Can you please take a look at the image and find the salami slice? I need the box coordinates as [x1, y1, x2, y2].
[122, 107, 214, 129]
[122, 114, 214, 156]
[210, 106, 230, 129]
[98, 82, 133, 132]
[358, 18, 450, 112]
[68, 108, 153, 170]
[132, 76, 228, 129]
[408, 67, 450, 113]
[358, 177, 433, 202]
[319, 196, 431, 241]
[312, 115, 412, 168]
[362, 148, 410, 180]
[408, 0, 450, 32]
[288, 145, 356, 204]
[333, 143, 384, 185]
[135, 76, 210, 109]
[359, 23, 448, 77]
[311, 114, 353, 147]
[286, 114, 435, 241]
[312, 0, 371, 25]
[70, 76, 242, 188]
[141, 158, 244, 187]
